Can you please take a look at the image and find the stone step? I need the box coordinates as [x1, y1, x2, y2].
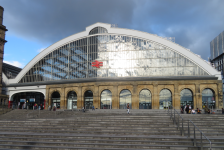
[0, 143, 199, 150]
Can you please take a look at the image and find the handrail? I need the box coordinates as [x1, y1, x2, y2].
[167, 107, 212, 150]
[188, 119, 212, 150]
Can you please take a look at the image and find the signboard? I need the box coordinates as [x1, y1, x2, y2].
[20, 99, 26, 102]
[92, 60, 103, 68]
[29, 98, 35, 102]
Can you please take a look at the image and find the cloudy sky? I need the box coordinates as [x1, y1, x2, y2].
[1, 0, 224, 68]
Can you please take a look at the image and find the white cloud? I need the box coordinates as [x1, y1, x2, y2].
[3, 60, 24, 68]
[37, 48, 45, 53]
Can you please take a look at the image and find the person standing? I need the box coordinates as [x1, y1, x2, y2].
[186, 105, 189, 114]
[127, 103, 130, 115]
[181, 105, 184, 114]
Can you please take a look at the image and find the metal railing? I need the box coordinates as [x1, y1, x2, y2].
[188, 119, 212, 150]
[168, 107, 212, 150]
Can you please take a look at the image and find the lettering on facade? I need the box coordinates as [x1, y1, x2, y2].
[92, 60, 103, 68]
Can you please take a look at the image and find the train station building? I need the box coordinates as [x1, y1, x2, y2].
[4, 23, 223, 110]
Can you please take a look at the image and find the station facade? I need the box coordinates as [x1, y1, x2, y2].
[4, 23, 223, 110]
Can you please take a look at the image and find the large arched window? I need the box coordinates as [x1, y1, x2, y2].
[180, 89, 193, 108]
[202, 89, 215, 109]
[89, 27, 108, 35]
[159, 89, 172, 109]
[119, 90, 131, 109]
[67, 91, 77, 110]
[101, 90, 112, 109]
[139, 89, 152, 109]
[52, 92, 60, 109]
[84, 90, 93, 109]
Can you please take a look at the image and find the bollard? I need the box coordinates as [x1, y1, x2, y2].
[188, 120, 190, 138]
[182, 119, 184, 136]
[194, 126, 196, 146]
[201, 132, 203, 150]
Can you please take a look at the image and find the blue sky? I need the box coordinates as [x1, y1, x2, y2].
[1, 0, 224, 68]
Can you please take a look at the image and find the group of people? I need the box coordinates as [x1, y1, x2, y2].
[181, 105, 201, 114]
[33, 103, 43, 110]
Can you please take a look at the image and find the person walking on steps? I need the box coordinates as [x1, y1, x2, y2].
[127, 103, 130, 115]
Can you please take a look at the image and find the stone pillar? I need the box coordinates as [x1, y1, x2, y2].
[45, 88, 50, 110]
[195, 84, 201, 109]
[112, 85, 118, 109]
[132, 84, 138, 109]
[174, 84, 179, 109]
[153, 84, 159, 109]
[77, 86, 82, 109]
[60, 87, 65, 109]
[93, 85, 99, 109]
[217, 82, 223, 109]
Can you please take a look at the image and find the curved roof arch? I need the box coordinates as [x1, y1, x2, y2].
[9, 22, 221, 84]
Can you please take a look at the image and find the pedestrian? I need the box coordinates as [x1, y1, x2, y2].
[185, 105, 189, 114]
[189, 105, 192, 113]
[82, 107, 85, 112]
[92, 106, 95, 111]
[204, 105, 209, 114]
[197, 108, 201, 114]
[207, 109, 211, 114]
[127, 103, 130, 115]
[222, 108, 224, 114]
[191, 109, 195, 114]
[181, 105, 184, 114]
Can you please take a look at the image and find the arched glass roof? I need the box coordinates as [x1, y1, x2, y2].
[18, 34, 210, 83]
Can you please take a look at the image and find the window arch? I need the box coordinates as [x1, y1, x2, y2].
[101, 90, 112, 109]
[51, 91, 60, 109]
[84, 90, 93, 109]
[67, 91, 77, 110]
[89, 27, 108, 35]
[202, 88, 215, 109]
[139, 89, 152, 109]
[159, 89, 172, 109]
[180, 89, 193, 108]
[119, 90, 131, 109]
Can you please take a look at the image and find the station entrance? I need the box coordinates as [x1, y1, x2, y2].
[51, 92, 60, 110]
[11, 92, 45, 109]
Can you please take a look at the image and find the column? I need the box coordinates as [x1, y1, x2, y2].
[195, 84, 201, 109]
[45, 88, 50, 110]
[174, 84, 179, 109]
[153, 84, 159, 109]
[60, 87, 65, 109]
[132, 84, 138, 109]
[77, 86, 82, 109]
[217, 82, 223, 109]
[112, 85, 118, 109]
[93, 85, 99, 109]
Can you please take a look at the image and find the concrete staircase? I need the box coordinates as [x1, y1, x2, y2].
[0, 109, 222, 149]
[179, 113, 224, 149]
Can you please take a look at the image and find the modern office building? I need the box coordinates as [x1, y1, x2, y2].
[4, 23, 223, 110]
[0, 6, 8, 104]
[210, 31, 224, 78]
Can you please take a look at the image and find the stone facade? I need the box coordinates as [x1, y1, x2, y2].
[0, 6, 9, 103]
[45, 79, 223, 110]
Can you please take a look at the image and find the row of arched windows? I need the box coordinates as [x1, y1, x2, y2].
[51, 88, 215, 109]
